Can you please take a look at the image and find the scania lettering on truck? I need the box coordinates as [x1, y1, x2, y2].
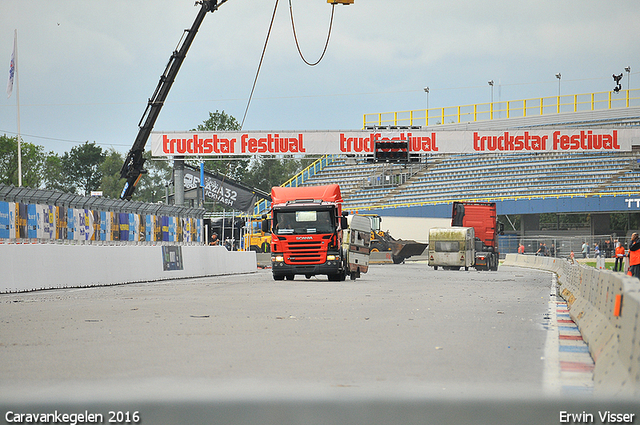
[264, 184, 365, 281]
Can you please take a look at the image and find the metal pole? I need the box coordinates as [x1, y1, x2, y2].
[174, 157, 185, 206]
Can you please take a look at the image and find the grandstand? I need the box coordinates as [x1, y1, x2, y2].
[256, 89, 640, 218]
[302, 150, 640, 212]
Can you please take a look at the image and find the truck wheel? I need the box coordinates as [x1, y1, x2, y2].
[491, 257, 499, 271]
[433, 265, 438, 270]
[273, 274, 284, 281]
[392, 255, 404, 264]
[285, 274, 295, 280]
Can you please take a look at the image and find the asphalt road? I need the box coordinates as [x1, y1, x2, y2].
[0, 263, 554, 395]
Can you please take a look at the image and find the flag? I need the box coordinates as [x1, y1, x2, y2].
[7, 30, 16, 98]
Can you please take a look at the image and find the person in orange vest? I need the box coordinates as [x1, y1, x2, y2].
[628, 233, 640, 278]
[614, 241, 625, 272]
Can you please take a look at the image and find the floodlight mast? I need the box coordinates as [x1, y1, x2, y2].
[119, 0, 229, 200]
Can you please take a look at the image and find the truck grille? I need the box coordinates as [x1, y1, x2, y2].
[285, 240, 325, 264]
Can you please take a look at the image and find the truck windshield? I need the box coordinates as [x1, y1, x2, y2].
[274, 210, 335, 235]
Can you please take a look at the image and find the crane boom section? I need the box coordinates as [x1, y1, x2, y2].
[120, 0, 229, 200]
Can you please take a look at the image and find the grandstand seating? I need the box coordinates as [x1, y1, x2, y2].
[297, 151, 640, 212]
[262, 102, 640, 215]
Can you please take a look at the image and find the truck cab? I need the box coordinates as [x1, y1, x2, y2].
[266, 185, 350, 281]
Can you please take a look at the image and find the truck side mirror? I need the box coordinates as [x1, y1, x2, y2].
[262, 218, 270, 233]
[340, 216, 348, 229]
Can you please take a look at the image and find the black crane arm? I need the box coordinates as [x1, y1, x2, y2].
[120, 0, 229, 200]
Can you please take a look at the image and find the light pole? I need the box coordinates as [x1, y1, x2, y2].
[555, 73, 562, 113]
[488, 80, 494, 119]
[424, 86, 429, 109]
[625, 66, 631, 90]
[488, 80, 494, 103]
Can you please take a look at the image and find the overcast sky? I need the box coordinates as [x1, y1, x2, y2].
[1, 0, 639, 155]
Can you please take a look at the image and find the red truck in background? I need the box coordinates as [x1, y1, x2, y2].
[264, 184, 369, 281]
[451, 201, 504, 271]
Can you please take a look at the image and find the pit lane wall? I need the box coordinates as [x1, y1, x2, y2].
[503, 254, 640, 395]
[0, 244, 256, 293]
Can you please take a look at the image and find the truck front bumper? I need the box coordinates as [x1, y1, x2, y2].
[271, 256, 343, 277]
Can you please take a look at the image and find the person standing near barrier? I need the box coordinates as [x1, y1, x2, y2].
[629, 233, 640, 278]
[614, 241, 625, 272]
[518, 243, 525, 254]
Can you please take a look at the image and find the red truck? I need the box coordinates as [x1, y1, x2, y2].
[451, 201, 504, 271]
[264, 184, 367, 281]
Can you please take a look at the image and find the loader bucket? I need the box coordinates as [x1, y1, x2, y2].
[389, 240, 428, 263]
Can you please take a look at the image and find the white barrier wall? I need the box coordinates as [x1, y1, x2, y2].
[503, 254, 640, 395]
[0, 244, 256, 293]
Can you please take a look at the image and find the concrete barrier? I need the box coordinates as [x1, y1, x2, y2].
[503, 254, 640, 395]
[0, 244, 257, 293]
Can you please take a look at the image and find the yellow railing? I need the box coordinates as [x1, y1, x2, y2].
[363, 89, 640, 128]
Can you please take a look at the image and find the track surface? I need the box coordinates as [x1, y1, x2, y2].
[0, 263, 560, 395]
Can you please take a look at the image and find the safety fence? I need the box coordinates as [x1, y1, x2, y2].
[0, 184, 205, 245]
[499, 234, 617, 260]
[503, 254, 640, 395]
[364, 88, 640, 128]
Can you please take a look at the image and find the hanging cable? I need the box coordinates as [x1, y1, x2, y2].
[289, 0, 335, 66]
[241, 0, 280, 130]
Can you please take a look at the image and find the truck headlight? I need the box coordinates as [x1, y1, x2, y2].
[326, 255, 340, 261]
[272, 255, 284, 262]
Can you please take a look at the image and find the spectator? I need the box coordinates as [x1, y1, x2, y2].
[604, 239, 613, 258]
[629, 233, 640, 278]
[518, 244, 525, 254]
[581, 242, 589, 259]
[614, 241, 625, 272]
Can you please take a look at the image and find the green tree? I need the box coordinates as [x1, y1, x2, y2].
[0, 134, 46, 188]
[133, 151, 172, 203]
[192, 110, 248, 180]
[244, 155, 312, 193]
[195, 110, 241, 132]
[98, 149, 125, 199]
[42, 152, 71, 192]
[62, 141, 105, 196]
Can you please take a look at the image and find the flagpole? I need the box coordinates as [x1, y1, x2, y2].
[14, 30, 22, 187]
